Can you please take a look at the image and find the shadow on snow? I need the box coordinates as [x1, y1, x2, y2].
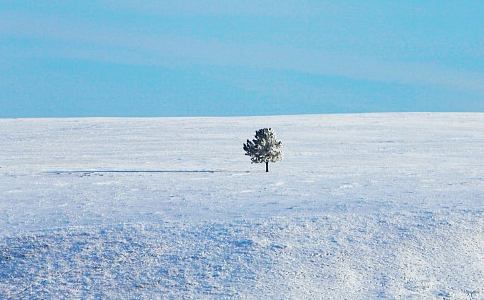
[46, 170, 251, 175]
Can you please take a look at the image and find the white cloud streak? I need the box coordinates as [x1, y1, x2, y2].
[2, 10, 483, 94]
[99, 0, 336, 17]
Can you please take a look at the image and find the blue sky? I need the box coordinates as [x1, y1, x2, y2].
[1, 1, 483, 117]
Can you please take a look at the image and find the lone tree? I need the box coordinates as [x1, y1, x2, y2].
[243, 128, 283, 172]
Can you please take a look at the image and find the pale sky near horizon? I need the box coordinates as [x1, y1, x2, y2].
[1, 1, 483, 117]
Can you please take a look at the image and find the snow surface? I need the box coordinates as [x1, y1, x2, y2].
[1, 113, 484, 299]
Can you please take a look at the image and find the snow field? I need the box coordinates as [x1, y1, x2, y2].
[2, 213, 484, 298]
[1, 113, 484, 298]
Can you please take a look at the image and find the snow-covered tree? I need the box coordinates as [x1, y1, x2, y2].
[243, 128, 283, 172]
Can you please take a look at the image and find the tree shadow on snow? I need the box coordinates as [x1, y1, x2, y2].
[46, 170, 251, 175]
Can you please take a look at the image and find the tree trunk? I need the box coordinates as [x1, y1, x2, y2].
[265, 161, 269, 172]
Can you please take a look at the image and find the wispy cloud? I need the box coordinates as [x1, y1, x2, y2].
[2, 9, 483, 94]
[99, 0, 336, 17]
